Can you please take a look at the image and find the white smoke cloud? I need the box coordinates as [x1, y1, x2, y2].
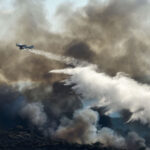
[97, 127, 126, 149]
[21, 102, 47, 127]
[13, 80, 37, 91]
[50, 65, 150, 125]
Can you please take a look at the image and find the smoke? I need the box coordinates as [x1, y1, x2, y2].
[97, 127, 126, 148]
[1, 0, 150, 83]
[1, 0, 150, 149]
[54, 105, 150, 149]
[50, 65, 150, 126]
[1, 0, 150, 82]
[49, 63, 150, 148]
[126, 132, 148, 150]
[55, 108, 99, 144]
[0, 0, 67, 83]
[64, 41, 96, 63]
[56, 0, 150, 82]
[21, 102, 47, 127]
[55, 108, 126, 149]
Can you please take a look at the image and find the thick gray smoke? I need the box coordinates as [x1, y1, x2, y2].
[1, 0, 150, 149]
[55, 108, 126, 149]
[0, 0, 66, 83]
[126, 132, 148, 150]
[57, 0, 150, 82]
[55, 108, 99, 144]
[21, 102, 47, 127]
[1, 0, 150, 83]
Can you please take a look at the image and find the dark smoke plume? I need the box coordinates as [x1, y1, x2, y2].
[57, 0, 150, 82]
[1, 0, 150, 149]
[0, 0, 67, 83]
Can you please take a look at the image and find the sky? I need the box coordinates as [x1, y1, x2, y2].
[45, 0, 89, 31]
[45, 0, 88, 16]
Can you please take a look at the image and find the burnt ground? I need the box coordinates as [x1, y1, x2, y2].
[0, 126, 123, 150]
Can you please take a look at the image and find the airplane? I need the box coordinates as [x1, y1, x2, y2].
[16, 43, 34, 50]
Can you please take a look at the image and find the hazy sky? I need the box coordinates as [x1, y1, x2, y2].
[45, 0, 88, 16]
[45, 0, 88, 31]
[0, 0, 88, 31]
